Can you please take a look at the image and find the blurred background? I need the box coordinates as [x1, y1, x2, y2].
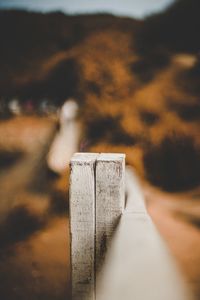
[0, 0, 200, 299]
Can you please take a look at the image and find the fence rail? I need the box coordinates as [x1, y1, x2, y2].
[69, 153, 192, 300]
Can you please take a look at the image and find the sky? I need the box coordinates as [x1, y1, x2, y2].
[0, 0, 175, 19]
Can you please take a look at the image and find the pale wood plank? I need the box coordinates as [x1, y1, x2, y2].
[95, 167, 193, 300]
[96, 213, 192, 300]
[69, 152, 99, 300]
[95, 153, 125, 271]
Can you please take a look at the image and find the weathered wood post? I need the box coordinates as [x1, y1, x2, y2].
[95, 153, 125, 270]
[69, 153, 125, 300]
[69, 153, 98, 300]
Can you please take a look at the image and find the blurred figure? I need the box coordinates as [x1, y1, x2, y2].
[47, 99, 80, 173]
[24, 99, 34, 114]
[39, 98, 57, 116]
[8, 98, 21, 116]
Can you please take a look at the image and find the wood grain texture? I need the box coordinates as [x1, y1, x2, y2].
[69, 153, 99, 300]
[95, 153, 125, 271]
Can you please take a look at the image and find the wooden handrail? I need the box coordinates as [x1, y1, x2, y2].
[69, 153, 193, 300]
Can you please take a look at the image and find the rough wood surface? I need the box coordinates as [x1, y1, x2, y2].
[69, 153, 98, 300]
[95, 153, 125, 270]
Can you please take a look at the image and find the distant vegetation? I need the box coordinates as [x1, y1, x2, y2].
[144, 134, 200, 191]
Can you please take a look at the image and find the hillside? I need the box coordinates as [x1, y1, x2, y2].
[0, 1, 200, 192]
[0, 10, 139, 100]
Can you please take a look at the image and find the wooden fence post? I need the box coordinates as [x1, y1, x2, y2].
[69, 153, 98, 300]
[69, 153, 125, 300]
[95, 153, 125, 271]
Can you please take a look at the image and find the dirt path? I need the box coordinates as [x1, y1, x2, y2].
[145, 185, 200, 299]
[0, 116, 70, 300]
